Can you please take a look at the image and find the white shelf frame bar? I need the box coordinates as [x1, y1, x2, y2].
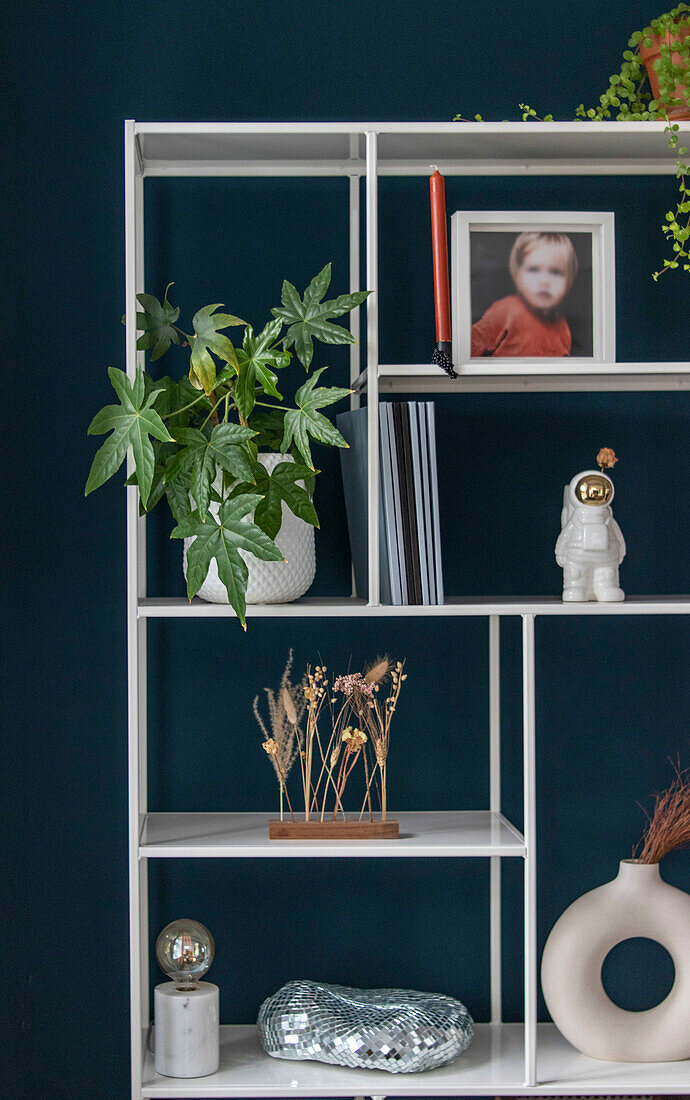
[349, 134, 361, 408]
[134, 119, 689, 179]
[142, 158, 682, 178]
[522, 615, 537, 1087]
[139, 810, 526, 859]
[134, 144, 150, 1054]
[124, 119, 690, 1099]
[352, 366, 690, 395]
[141, 1021, 690, 1097]
[125, 119, 147, 1100]
[489, 616, 502, 1025]
[349, 135, 360, 598]
[134, 119, 683, 132]
[139, 595, 690, 617]
[365, 131, 380, 605]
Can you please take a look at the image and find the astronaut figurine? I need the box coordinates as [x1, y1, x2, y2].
[555, 453, 625, 602]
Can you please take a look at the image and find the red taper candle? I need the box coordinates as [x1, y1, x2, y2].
[430, 168, 452, 344]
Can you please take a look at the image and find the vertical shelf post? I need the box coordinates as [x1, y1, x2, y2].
[134, 157, 150, 1039]
[349, 133, 361, 410]
[125, 119, 147, 1100]
[349, 135, 361, 599]
[522, 613, 537, 1086]
[365, 131, 379, 606]
[489, 615, 502, 1024]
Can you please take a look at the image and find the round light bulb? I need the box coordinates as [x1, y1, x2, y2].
[155, 919, 215, 990]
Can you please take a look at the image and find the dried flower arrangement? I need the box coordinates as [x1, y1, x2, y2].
[635, 762, 690, 862]
[596, 447, 618, 471]
[254, 652, 407, 838]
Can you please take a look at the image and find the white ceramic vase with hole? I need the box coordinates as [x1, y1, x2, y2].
[183, 453, 316, 605]
[541, 859, 690, 1062]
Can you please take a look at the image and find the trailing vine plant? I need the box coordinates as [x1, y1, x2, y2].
[454, 4, 690, 277]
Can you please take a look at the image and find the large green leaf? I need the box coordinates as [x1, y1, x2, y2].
[270, 263, 369, 369]
[128, 290, 179, 360]
[125, 443, 170, 516]
[280, 367, 351, 469]
[246, 408, 286, 452]
[170, 495, 285, 627]
[167, 423, 256, 516]
[231, 459, 319, 540]
[124, 382, 192, 511]
[141, 461, 168, 514]
[133, 285, 180, 360]
[189, 304, 245, 394]
[165, 471, 193, 524]
[234, 319, 289, 420]
[85, 367, 174, 507]
[148, 374, 205, 429]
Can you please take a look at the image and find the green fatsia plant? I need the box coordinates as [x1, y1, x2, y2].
[86, 264, 369, 627]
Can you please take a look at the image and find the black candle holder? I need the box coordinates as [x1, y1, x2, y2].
[431, 341, 458, 379]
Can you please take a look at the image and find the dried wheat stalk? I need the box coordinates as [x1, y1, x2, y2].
[253, 650, 304, 821]
[302, 664, 329, 820]
[350, 657, 406, 821]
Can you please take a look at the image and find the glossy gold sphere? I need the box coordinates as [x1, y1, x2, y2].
[575, 474, 612, 505]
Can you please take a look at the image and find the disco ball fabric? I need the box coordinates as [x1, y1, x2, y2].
[257, 979, 474, 1074]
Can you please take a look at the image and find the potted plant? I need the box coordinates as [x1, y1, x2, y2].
[576, 3, 690, 277]
[455, 5, 690, 277]
[639, 8, 690, 121]
[575, 4, 689, 123]
[85, 264, 368, 627]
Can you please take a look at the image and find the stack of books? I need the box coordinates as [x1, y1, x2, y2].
[337, 402, 444, 605]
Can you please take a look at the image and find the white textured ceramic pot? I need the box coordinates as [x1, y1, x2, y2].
[541, 859, 690, 1062]
[183, 453, 316, 605]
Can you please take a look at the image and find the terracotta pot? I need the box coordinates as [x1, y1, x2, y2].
[639, 22, 690, 120]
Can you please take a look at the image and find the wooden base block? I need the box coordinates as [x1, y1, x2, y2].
[269, 819, 400, 840]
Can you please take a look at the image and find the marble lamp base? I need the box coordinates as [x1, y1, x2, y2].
[154, 981, 219, 1078]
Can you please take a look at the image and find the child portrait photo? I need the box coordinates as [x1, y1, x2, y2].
[451, 212, 616, 374]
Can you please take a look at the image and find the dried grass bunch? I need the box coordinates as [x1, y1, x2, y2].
[253, 649, 304, 820]
[254, 652, 407, 822]
[635, 762, 690, 863]
[348, 657, 406, 820]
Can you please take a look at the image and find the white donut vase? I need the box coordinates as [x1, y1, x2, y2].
[541, 859, 690, 1062]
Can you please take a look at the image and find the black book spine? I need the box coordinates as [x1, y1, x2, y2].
[393, 403, 422, 604]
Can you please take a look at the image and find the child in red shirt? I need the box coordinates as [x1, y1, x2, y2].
[471, 232, 578, 357]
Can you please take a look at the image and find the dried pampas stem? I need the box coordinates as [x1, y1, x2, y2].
[283, 685, 297, 725]
[635, 761, 690, 864]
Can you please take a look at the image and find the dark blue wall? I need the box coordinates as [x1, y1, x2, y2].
[6, 2, 690, 1097]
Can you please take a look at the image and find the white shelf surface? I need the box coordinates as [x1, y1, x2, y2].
[139, 811, 525, 859]
[138, 595, 690, 618]
[354, 364, 690, 393]
[133, 121, 688, 177]
[141, 1022, 690, 1096]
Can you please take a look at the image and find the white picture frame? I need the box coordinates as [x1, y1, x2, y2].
[451, 211, 616, 374]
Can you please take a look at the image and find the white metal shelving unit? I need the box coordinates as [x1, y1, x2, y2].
[125, 119, 690, 1100]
